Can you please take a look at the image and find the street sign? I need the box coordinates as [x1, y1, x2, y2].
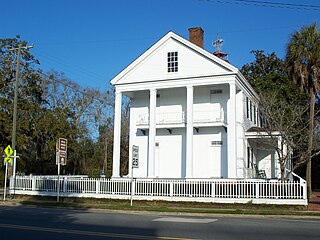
[59, 138, 67, 152]
[57, 138, 67, 166]
[132, 145, 139, 168]
[4, 157, 12, 163]
[4, 145, 13, 157]
[60, 150, 67, 165]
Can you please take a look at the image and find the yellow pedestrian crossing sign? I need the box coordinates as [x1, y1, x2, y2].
[4, 145, 13, 157]
[4, 157, 12, 163]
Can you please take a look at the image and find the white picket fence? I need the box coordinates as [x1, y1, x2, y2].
[9, 176, 307, 205]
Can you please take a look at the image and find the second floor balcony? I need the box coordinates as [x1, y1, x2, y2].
[137, 111, 185, 127]
[136, 108, 225, 128]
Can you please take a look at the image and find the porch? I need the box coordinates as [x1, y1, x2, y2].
[10, 176, 307, 205]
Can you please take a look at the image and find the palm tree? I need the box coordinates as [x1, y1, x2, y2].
[286, 23, 320, 200]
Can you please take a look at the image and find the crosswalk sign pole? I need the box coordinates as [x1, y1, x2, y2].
[3, 145, 14, 200]
[3, 162, 8, 201]
[12, 150, 19, 196]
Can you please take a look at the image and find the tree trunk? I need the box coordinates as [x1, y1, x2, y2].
[281, 167, 285, 181]
[307, 89, 315, 201]
[104, 136, 108, 178]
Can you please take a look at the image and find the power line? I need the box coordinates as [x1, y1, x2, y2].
[37, 71, 113, 105]
[200, 0, 320, 10]
[205, 24, 302, 36]
[32, 49, 108, 85]
[36, 36, 159, 47]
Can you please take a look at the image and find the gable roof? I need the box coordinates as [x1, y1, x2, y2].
[110, 31, 239, 85]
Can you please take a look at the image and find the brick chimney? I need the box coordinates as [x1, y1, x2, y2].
[188, 27, 204, 48]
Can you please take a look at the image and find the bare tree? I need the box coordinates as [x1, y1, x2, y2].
[258, 92, 320, 180]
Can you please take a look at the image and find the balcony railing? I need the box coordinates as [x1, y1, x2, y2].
[136, 111, 185, 126]
[193, 109, 224, 123]
[136, 108, 224, 126]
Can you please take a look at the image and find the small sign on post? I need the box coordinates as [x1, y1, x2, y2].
[60, 151, 67, 165]
[58, 138, 67, 166]
[4, 145, 13, 159]
[132, 145, 139, 168]
[56, 138, 67, 203]
[131, 145, 139, 206]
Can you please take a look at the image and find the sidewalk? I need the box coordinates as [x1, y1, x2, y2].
[308, 191, 320, 211]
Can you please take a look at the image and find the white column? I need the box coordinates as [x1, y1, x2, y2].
[227, 82, 237, 178]
[186, 85, 194, 178]
[112, 91, 122, 178]
[148, 88, 157, 178]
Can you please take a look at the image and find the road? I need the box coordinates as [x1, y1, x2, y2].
[0, 205, 319, 240]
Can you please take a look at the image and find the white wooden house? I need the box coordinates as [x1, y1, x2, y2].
[9, 28, 306, 205]
[110, 27, 282, 180]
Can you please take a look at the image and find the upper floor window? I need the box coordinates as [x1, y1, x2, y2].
[167, 52, 178, 72]
[246, 97, 249, 119]
[253, 105, 257, 125]
[250, 101, 253, 121]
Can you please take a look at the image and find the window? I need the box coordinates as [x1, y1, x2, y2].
[246, 97, 249, 119]
[167, 52, 178, 72]
[247, 147, 251, 168]
[250, 100, 253, 121]
[253, 105, 256, 125]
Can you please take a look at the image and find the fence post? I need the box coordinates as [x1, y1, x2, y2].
[132, 179, 136, 196]
[9, 176, 13, 190]
[63, 177, 67, 193]
[302, 180, 307, 200]
[32, 177, 36, 191]
[211, 181, 215, 198]
[96, 179, 100, 194]
[255, 181, 259, 199]
[169, 182, 174, 197]
[130, 178, 135, 206]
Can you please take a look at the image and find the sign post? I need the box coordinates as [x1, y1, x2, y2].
[57, 150, 60, 203]
[3, 161, 8, 201]
[131, 145, 139, 206]
[3, 145, 13, 201]
[11, 150, 19, 196]
[56, 138, 67, 203]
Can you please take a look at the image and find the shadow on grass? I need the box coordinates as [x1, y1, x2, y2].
[7, 194, 320, 217]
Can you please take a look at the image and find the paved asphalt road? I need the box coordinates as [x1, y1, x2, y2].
[0, 205, 319, 240]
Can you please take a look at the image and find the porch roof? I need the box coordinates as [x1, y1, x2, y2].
[245, 127, 280, 139]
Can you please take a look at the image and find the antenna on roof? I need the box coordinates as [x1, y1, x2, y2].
[212, 33, 228, 61]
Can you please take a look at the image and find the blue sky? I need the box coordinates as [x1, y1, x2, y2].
[1, 0, 319, 89]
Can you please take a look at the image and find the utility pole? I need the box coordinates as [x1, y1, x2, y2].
[11, 46, 21, 155]
[10, 44, 33, 176]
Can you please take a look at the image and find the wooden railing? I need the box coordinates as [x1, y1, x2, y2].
[10, 176, 307, 205]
